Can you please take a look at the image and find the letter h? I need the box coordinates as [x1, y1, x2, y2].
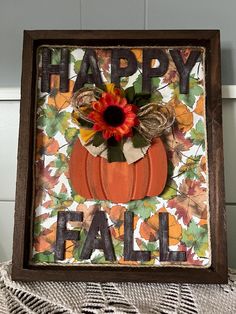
[41, 47, 69, 93]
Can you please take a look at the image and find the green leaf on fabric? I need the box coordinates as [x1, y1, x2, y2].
[74, 60, 82, 74]
[150, 90, 163, 102]
[125, 86, 135, 103]
[133, 74, 142, 93]
[51, 49, 61, 65]
[133, 74, 161, 94]
[65, 128, 79, 144]
[160, 179, 177, 200]
[91, 254, 108, 264]
[179, 77, 204, 108]
[179, 155, 201, 179]
[37, 104, 70, 137]
[132, 129, 149, 148]
[73, 230, 87, 261]
[66, 145, 73, 156]
[113, 239, 124, 257]
[170, 77, 204, 108]
[33, 251, 55, 263]
[151, 77, 161, 91]
[34, 222, 43, 237]
[182, 220, 208, 257]
[190, 120, 205, 149]
[49, 153, 69, 177]
[127, 197, 158, 220]
[70, 54, 76, 64]
[72, 194, 86, 204]
[92, 131, 105, 147]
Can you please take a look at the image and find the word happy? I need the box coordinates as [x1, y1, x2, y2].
[41, 47, 200, 95]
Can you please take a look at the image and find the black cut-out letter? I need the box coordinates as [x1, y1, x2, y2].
[111, 49, 138, 88]
[170, 49, 201, 94]
[55, 211, 83, 260]
[124, 211, 151, 261]
[73, 49, 103, 92]
[142, 48, 169, 93]
[159, 212, 186, 262]
[80, 211, 116, 261]
[41, 48, 69, 93]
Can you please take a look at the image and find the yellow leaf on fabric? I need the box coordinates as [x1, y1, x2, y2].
[80, 128, 96, 143]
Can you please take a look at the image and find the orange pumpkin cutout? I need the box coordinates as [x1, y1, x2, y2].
[69, 137, 167, 203]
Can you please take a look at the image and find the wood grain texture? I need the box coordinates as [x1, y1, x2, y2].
[69, 137, 167, 203]
[12, 30, 227, 283]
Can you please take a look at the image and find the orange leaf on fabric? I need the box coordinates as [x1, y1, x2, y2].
[140, 208, 182, 245]
[131, 49, 142, 63]
[200, 156, 206, 173]
[34, 236, 52, 252]
[111, 215, 138, 241]
[174, 101, 193, 132]
[65, 240, 74, 259]
[199, 218, 208, 226]
[140, 219, 157, 241]
[60, 183, 67, 194]
[130, 49, 156, 66]
[76, 203, 99, 230]
[194, 95, 205, 116]
[164, 128, 193, 167]
[168, 179, 207, 225]
[118, 257, 139, 265]
[109, 205, 126, 223]
[44, 222, 57, 243]
[48, 75, 74, 110]
[163, 59, 179, 84]
[36, 160, 60, 190]
[36, 131, 59, 158]
[111, 223, 125, 240]
[34, 222, 57, 253]
[168, 212, 182, 246]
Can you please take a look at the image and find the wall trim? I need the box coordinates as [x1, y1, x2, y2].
[0, 88, 20, 100]
[0, 86, 235, 101]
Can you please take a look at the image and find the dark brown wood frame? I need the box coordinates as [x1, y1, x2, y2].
[12, 30, 227, 283]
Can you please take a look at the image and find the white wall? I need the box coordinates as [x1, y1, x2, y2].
[0, 0, 235, 268]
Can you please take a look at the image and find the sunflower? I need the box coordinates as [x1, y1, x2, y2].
[88, 92, 138, 141]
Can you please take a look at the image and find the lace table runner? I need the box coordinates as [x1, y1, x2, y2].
[0, 262, 235, 313]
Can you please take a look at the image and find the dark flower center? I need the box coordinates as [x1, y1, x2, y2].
[103, 105, 125, 127]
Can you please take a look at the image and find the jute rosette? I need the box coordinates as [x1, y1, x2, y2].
[137, 103, 175, 142]
[71, 87, 103, 123]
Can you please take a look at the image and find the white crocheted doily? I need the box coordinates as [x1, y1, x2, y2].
[0, 261, 235, 313]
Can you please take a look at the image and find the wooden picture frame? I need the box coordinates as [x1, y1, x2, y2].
[12, 30, 227, 283]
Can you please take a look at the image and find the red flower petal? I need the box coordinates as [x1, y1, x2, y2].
[87, 91, 138, 141]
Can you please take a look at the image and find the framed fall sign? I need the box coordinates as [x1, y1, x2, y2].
[12, 30, 227, 283]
